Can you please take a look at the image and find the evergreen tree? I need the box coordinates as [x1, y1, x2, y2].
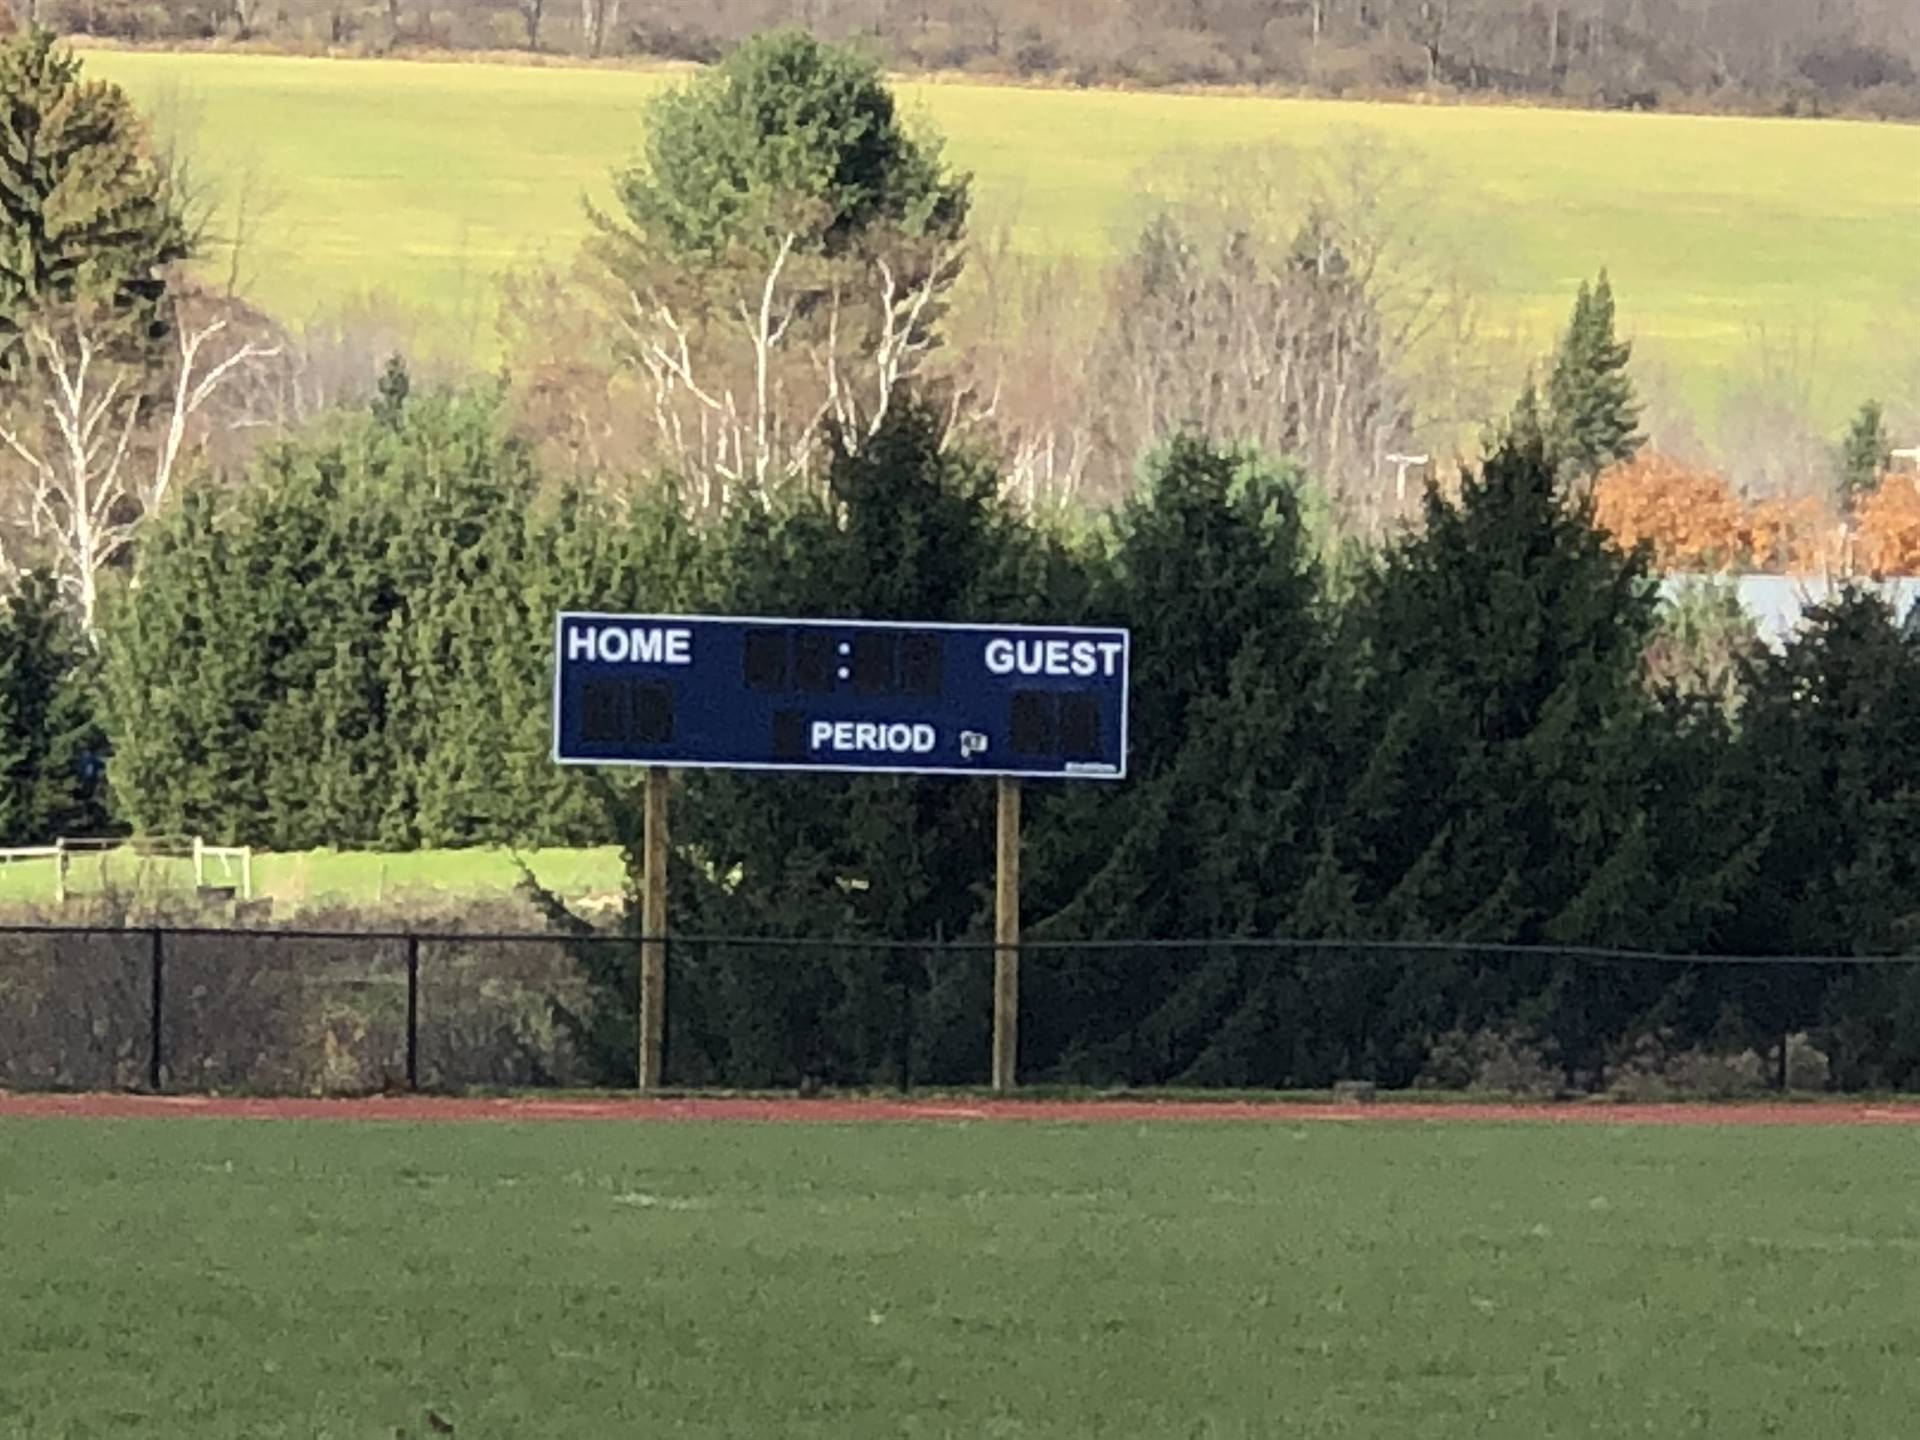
[1722, 592, 1920, 1086]
[1544, 270, 1642, 481]
[0, 572, 108, 843]
[1837, 399, 1891, 512]
[0, 30, 191, 374]
[1734, 591, 1920, 960]
[1324, 426, 1739, 1081]
[647, 395, 1067, 1086]
[1018, 438, 1341, 1084]
[1643, 578, 1761, 719]
[606, 28, 968, 266]
[97, 386, 694, 851]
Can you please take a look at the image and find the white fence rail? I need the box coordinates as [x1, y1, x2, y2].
[0, 837, 255, 904]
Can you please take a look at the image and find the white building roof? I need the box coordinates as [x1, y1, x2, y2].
[1660, 574, 1920, 649]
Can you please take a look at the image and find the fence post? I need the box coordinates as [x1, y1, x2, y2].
[192, 835, 204, 888]
[241, 848, 253, 902]
[406, 935, 420, 1092]
[148, 927, 164, 1093]
[54, 838, 66, 907]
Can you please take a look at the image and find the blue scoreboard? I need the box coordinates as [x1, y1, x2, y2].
[552, 612, 1130, 780]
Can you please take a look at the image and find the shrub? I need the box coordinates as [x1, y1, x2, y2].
[626, 18, 722, 63]
[1606, 1029, 1769, 1100]
[1855, 82, 1920, 120]
[1783, 1032, 1832, 1092]
[1417, 1029, 1561, 1096]
[1013, 32, 1059, 75]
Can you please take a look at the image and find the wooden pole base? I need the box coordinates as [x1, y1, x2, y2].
[992, 776, 1021, 1094]
[639, 766, 669, 1091]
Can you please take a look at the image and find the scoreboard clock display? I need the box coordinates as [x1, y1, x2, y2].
[552, 613, 1129, 780]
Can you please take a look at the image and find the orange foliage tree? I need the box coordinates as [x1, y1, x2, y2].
[1853, 476, 1920, 576]
[1741, 495, 1836, 575]
[1593, 453, 1852, 575]
[1592, 454, 1745, 569]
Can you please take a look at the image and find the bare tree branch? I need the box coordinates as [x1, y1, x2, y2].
[0, 301, 282, 631]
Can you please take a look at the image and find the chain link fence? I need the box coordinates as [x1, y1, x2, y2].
[0, 928, 619, 1095]
[3, 927, 1919, 1096]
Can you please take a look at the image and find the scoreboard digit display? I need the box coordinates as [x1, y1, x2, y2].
[552, 613, 1130, 780]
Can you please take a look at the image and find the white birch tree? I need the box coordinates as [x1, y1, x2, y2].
[0, 298, 281, 631]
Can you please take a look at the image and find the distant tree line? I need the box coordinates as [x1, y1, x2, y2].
[51, 376, 1920, 1093]
[22, 0, 1920, 119]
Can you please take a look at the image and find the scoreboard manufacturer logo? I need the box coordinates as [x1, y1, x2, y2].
[552, 613, 1130, 780]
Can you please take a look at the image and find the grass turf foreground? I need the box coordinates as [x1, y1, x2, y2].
[3, 1117, 1919, 1436]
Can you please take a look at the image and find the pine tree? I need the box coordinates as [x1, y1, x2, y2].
[1726, 591, 1920, 1085]
[96, 490, 225, 838]
[1734, 591, 1920, 958]
[101, 388, 577, 849]
[0, 30, 191, 374]
[0, 572, 106, 843]
[1544, 270, 1642, 481]
[607, 28, 968, 266]
[1021, 438, 1342, 1084]
[1838, 400, 1891, 512]
[1328, 427, 1738, 1080]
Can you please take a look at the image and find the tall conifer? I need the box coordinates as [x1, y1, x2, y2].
[1545, 270, 1642, 480]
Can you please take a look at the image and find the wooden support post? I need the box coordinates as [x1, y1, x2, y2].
[639, 766, 670, 1092]
[192, 835, 205, 888]
[54, 839, 67, 907]
[241, 848, 254, 902]
[992, 776, 1021, 1094]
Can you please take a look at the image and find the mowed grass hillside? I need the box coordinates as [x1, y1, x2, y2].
[86, 49, 1920, 419]
[4, 1115, 1920, 1436]
[0, 844, 626, 910]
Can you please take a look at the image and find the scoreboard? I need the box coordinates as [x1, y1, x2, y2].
[552, 612, 1130, 780]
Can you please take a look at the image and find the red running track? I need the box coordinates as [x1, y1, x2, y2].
[4, 1093, 1920, 1126]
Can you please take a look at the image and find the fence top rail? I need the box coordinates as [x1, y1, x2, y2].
[0, 835, 255, 855]
[0, 921, 1913, 966]
[63, 835, 194, 853]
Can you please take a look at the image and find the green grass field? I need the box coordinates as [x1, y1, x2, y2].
[3, 1115, 1918, 1435]
[0, 844, 625, 911]
[80, 49, 1920, 421]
